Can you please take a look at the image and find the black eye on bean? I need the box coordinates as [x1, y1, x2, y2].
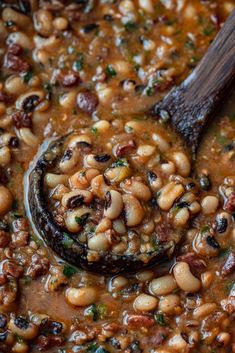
[0, 313, 7, 329]
[206, 235, 220, 249]
[94, 154, 111, 163]
[199, 174, 211, 191]
[216, 217, 228, 233]
[41, 320, 63, 335]
[14, 316, 30, 330]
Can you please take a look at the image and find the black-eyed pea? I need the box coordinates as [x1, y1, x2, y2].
[44, 173, 68, 188]
[12, 341, 29, 353]
[121, 179, 152, 202]
[16, 90, 45, 110]
[84, 154, 111, 170]
[189, 201, 201, 214]
[0, 146, 11, 165]
[91, 175, 111, 199]
[0, 185, 13, 215]
[2, 8, 30, 27]
[122, 194, 145, 227]
[152, 132, 170, 152]
[137, 144, 156, 157]
[62, 190, 93, 208]
[140, 219, 155, 234]
[109, 275, 129, 292]
[113, 219, 126, 234]
[133, 293, 158, 312]
[193, 303, 217, 319]
[158, 294, 181, 315]
[59, 149, 80, 173]
[8, 317, 38, 340]
[216, 332, 231, 346]
[157, 182, 184, 211]
[138, 0, 154, 13]
[161, 161, 176, 175]
[68, 135, 92, 149]
[5, 75, 27, 95]
[174, 208, 190, 227]
[168, 333, 189, 352]
[136, 270, 155, 282]
[69, 169, 99, 190]
[53, 17, 68, 31]
[52, 184, 70, 200]
[7, 31, 32, 49]
[59, 91, 77, 109]
[173, 262, 201, 293]
[88, 233, 110, 251]
[66, 286, 97, 306]
[96, 218, 112, 233]
[201, 195, 219, 215]
[201, 270, 214, 289]
[96, 83, 112, 104]
[92, 120, 110, 134]
[18, 128, 39, 147]
[104, 190, 123, 219]
[112, 241, 128, 254]
[149, 275, 177, 296]
[171, 151, 191, 177]
[0, 103, 6, 116]
[33, 9, 53, 37]
[147, 171, 163, 191]
[65, 208, 91, 233]
[125, 120, 143, 133]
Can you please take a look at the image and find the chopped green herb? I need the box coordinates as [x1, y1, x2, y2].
[23, 72, 33, 83]
[63, 265, 77, 278]
[43, 82, 52, 92]
[87, 343, 98, 353]
[185, 40, 195, 50]
[124, 21, 137, 32]
[73, 54, 84, 71]
[89, 227, 95, 233]
[30, 233, 43, 246]
[146, 86, 155, 96]
[165, 19, 177, 26]
[15, 334, 24, 343]
[91, 126, 98, 135]
[22, 276, 32, 285]
[62, 233, 74, 248]
[125, 125, 133, 133]
[219, 248, 230, 257]
[216, 134, 228, 145]
[105, 65, 117, 78]
[85, 303, 107, 321]
[203, 26, 215, 36]
[154, 313, 168, 326]
[200, 225, 210, 234]
[112, 158, 129, 168]
[227, 279, 235, 292]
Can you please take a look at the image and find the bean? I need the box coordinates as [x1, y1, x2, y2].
[5, 75, 26, 95]
[104, 190, 123, 220]
[122, 194, 145, 227]
[66, 287, 97, 306]
[0, 103, 6, 117]
[201, 271, 214, 289]
[168, 333, 188, 351]
[125, 120, 144, 133]
[137, 144, 156, 157]
[16, 90, 45, 110]
[52, 184, 69, 200]
[33, 9, 53, 37]
[0, 146, 11, 166]
[34, 34, 61, 50]
[62, 190, 93, 208]
[44, 173, 68, 188]
[133, 293, 158, 312]
[59, 149, 79, 173]
[2, 8, 30, 28]
[147, 171, 163, 191]
[19, 128, 39, 147]
[158, 182, 184, 211]
[0, 186, 13, 215]
[152, 132, 170, 152]
[112, 219, 126, 234]
[174, 207, 190, 226]
[216, 332, 231, 346]
[12, 341, 29, 353]
[105, 166, 131, 183]
[201, 195, 219, 215]
[149, 275, 177, 296]
[68, 135, 92, 149]
[161, 161, 176, 175]
[96, 218, 112, 233]
[119, 0, 136, 15]
[92, 120, 110, 133]
[121, 179, 151, 201]
[53, 17, 68, 31]
[70, 169, 99, 190]
[59, 91, 77, 109]
[91, 175, 111, 199]
[84, 154, 111, 170]
[65, 208, 90, 233]
[88, 233, 110, 251]
[136, 270, 154, 282]
[95, 83, 112, 104]
[8, 317, 38, 340]
[109, 276, 128, 292]
[173, 262, 201, 293]
[7, 32, 32, 49]
[171, 151, 191, 177]
[193, 303, 217, 319]
[158, 294, 181, 315]
[138, 0, 154, 13]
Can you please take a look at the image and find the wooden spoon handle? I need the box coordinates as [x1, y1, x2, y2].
[151, 9, 235, 154]
[184, 8, 235, 108]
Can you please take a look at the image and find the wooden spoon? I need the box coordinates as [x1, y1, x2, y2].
[150, 9, 235, 155]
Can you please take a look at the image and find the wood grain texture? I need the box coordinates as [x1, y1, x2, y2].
[150, 9, 235, 154]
